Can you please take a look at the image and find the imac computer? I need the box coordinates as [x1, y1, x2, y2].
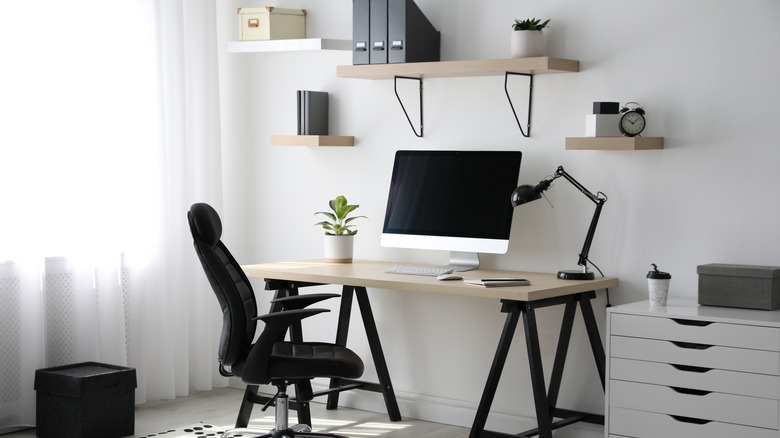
[381, 150, 522, 271]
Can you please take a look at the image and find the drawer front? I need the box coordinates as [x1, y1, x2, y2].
[610, 357, 779, 399]
[610, 313, 780, 351]
[610, 335, 780, 375]
[610, 407, 778, 438]
[610, 380, 779, 429]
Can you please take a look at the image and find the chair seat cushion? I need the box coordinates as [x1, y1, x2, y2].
[269, 342, 364, 380]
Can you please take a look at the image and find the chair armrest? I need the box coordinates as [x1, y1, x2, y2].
[270, 293, 340, 310]
[253, 308, 329, 340]
[243, 308, 331, 384]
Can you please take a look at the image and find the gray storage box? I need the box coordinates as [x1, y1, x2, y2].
[698, 263, 780, 310]
[34, 362, 136, 438]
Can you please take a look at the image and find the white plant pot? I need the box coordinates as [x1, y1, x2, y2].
[510, 30, 545, 58]
[324, 234, 354, 263]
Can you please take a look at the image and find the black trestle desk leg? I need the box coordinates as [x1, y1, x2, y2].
[470, 294, 604, 438]
[578, 293, 606, 389]
[327, 286, 355, 410]
[236, 385, 259, 428]
[523, 304, 554, 438]
[354, 286, 402, 421]
[470, 302, 521, 438]
[327, 286, 401, 421]
[546, 300, 577, 410]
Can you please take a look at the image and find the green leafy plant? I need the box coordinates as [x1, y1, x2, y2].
[512, 18, 550, 31]
[314, 195, 367, 236]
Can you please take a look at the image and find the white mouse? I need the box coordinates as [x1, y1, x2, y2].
[436, 273, 463, 281]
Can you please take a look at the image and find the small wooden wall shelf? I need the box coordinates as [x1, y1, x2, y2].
[228, 38, 351, 53]
[565, 137, 664, 150]
[336, 56, 579, 79]
[270, 135, 354, 147]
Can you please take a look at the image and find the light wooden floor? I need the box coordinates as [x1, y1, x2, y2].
[6, 387, 470, 438]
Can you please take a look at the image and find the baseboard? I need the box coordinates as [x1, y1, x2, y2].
[0, 426, 35, 435]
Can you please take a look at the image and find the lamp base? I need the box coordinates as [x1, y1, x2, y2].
[557, 270, 595, 280]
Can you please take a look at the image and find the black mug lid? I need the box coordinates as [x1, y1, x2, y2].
[647, 263, 671, 279]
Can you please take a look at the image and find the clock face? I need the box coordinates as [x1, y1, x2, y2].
[620, 111, 646, 136]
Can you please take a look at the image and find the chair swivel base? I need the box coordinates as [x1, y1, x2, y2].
[221, 388, 348, 438]
[220, 425, 348, 438]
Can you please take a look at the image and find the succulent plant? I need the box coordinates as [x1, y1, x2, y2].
[512, 18, 551, 31]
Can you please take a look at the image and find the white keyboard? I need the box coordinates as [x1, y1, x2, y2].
[384, 265, 454, 277]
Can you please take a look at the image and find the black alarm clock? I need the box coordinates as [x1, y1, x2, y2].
[619, 102, 646, 137]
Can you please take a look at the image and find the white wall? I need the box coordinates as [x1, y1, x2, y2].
[216, 0, 780, 435]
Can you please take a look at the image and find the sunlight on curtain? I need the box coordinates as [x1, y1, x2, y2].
[0, 0, 225, 430]
[0, 1, 158, 260]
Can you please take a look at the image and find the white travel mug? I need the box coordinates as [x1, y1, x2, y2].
[647, 263, 671, 306]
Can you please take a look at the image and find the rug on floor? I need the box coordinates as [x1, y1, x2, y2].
[136, 423, 228, 437]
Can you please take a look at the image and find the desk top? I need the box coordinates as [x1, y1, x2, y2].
[242, 259, 619, 302]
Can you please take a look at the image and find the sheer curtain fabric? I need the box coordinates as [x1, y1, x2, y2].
[0, 0, 225, 431]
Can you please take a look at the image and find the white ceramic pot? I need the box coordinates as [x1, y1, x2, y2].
[324, 234, 354, 263]
[510, 30, 545, 58]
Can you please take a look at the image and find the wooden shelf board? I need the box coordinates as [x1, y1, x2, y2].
[565, 137, 664, 150]
[228, 38, 351, 53]
[336, 57, 579, 79]
[270, 135, 354, 147]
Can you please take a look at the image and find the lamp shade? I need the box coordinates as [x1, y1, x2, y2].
[511, 185, 541, 206]
[511, 178, 553, 207]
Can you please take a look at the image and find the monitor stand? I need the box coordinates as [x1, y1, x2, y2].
[447, 251, 480, 272]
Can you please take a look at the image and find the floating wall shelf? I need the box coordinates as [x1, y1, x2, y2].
[270, 135, 355, 147]
[565, 137, 664, 150]
[336, 56, 579, 79]
[228, 38, 351, 53]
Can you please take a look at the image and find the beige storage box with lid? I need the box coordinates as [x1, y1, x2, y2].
[237, 7, 306, 41]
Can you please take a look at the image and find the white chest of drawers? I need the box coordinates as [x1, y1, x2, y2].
[606, 300, 780, 438]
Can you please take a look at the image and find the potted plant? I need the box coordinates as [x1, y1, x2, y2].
[510, 17, 550, 58]
[314, 195, 367, 263]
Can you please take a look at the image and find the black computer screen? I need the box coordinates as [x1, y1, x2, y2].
[382, 150, 522, 242]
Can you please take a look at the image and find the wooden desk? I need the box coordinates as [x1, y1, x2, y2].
[243, 259, 619, 438]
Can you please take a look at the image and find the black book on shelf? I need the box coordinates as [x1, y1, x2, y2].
[296, 90, 329, 135]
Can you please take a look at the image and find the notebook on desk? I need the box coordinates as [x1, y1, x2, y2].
[465, 278, 530, 287]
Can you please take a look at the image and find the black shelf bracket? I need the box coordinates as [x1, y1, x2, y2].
[394, 76, 423, 137]
[504, 72, 534, 137]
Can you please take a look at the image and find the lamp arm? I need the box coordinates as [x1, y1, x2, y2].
[577, 199, 605, 270]
[555, 166, 606, 205]
[553, 166, 608, 271]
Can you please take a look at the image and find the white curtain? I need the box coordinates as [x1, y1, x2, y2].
[0, 0, 226, 431]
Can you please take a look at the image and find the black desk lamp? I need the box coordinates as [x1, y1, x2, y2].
[511, 166, 607, 280]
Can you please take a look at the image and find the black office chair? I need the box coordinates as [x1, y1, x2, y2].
[188, 203, 364, 438]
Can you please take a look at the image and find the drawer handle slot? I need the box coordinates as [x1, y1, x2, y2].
[671, 341, 713, 350]
[670, 386, 712, 396]
[671, 364, 712, 373]
[671, 318, 712, 327]
[670, 415, 711, 425]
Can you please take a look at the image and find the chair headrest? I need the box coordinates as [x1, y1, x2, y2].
[189, 203, 222, 246]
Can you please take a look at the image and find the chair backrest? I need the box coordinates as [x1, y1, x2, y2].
[188, 203, 257, 372]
